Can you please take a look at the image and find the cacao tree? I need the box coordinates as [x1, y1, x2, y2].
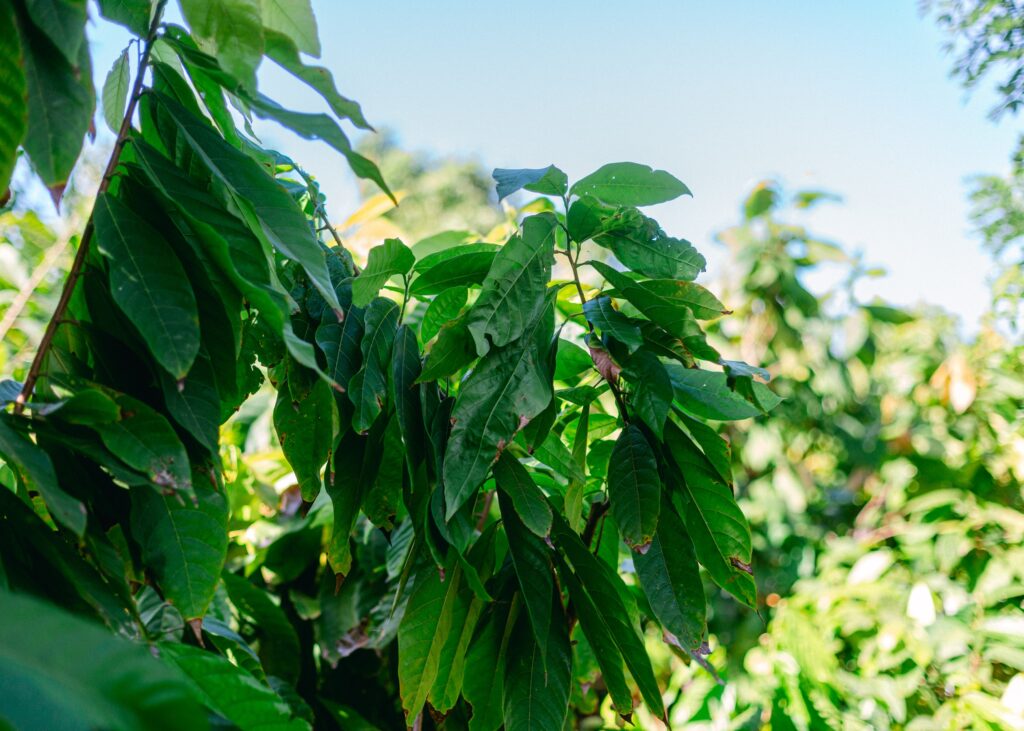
[0, 1, 779, 728]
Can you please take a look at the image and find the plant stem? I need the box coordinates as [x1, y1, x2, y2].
[14, 0, 168, 414]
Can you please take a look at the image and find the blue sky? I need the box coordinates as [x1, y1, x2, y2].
[90, 1, 1020, 328]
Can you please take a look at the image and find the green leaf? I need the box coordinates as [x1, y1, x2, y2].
[156, 93, 341, 314]
[397, 562, 468, 720]
[663, 421, 755, 607]
[391, 324, 424, 469]
[596, 219, 705, 280]
[130, 477, 227, 621]
[180, 0, 264, 91]
[221, 572, 301, 683]
[102, 48, 130, 134]
[463, 602, 514, 731]
[0, 3, 26, 193]
[160, 643, 309, 730]
[608, 424, 661, 551]
[0, 415, 85, 536]
[466, 213, 556, 355]
[417, 319, 477, 383]
[349, 297, 399, 433]
[674, 411, 732, 484]
[316, 305, 364, 393]
[0, 591, 206, 731]
[502, 585, 572, 731]
[622, 351, 673, 437]
[352, 238, 413, 307]
[583, 297, 643, 353]
[93, 193, 200, 378]
[550, 514, 665, 718]
[96, 0, 153, 35]
[410, 246, 498, 296]
[639, 279, 728, 320]
[159, 353, 220, 454]
[19, 10, 92, 190]
[24, 0, 87, 65]
[666, 363, 778, 421]
[263, 28, 371, 130]
[527, 431, 585, 485]
[259, 0, 319, 57]
[498, 488, 555, 667]
[493, 165, 568, 201]
[443, 306, 553, 518]
[553, 338, 592, 381]
[494, 453, 553, 537]
[571, 162, 690, 207]
[96, 393, 192, 495]
[274, 376, 334, 501]
[635, 495, 706, 650]
[421, 285, 467, 342]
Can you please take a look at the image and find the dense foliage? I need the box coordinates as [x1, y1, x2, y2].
[0, 2, 781, 729]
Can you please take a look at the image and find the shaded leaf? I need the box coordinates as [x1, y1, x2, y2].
[608, 424, 661, 551]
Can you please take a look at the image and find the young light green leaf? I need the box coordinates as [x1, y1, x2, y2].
[493, 165, 568, 201]
[179, 0, 264, 91]
[635, 496, 707, 651]
[93, 193, 200, 379]
[130, 477, 227, 621]
[259, 0, 320, 57]
[466, 213, 556, 355]
[571, 162, 691, 207]
[608, 424, 661, 551]
[352, 238, 413, 307]
[102, 48, 130, 134]
[0, 415, 86, 536]
[583, 296, 644, 353]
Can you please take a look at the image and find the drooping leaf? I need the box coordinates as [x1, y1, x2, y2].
[391, 325, 424, 469]
[156, 93, 341, 314]
[0, 591, 206, 731]
[583, 296, 643, 353]
[93, 192, 200, 379]
[466, 213, 556, 355]
[493, 165, 568, 201]
[102, 48, 130, 133]
[410, 245, 498, 296]
[221, 572, 301, 683]
[443, 305, 553, 518]
[352, 238, 413, 307]
[663, 421, 756, 607]
[179, 0, 263, 91]
[349, 297, 399, 433]
[666, 363, 780, 421]
[607, 424, 661, 551]
[463, 600, 514, 731]
[639, 279, 728, 320]
[635, 495, 706, 650]
[130, 476, 227, 621]
[316, 305, 364, 394]
[159, 353, 220, 454]
[494, 453, 553, 537]
[0, 3, 26, 193]
[571, 162, 690, 207]
[416, 319, 477, 383]
[274, 375, 334, 501]
[622, 351, 673, 437]
[0, 415, 85, 536]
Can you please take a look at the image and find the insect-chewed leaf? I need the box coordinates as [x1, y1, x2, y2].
[442, 304, 553, 519]
[466, 213, 556, 355]
[571, 162, 691, 207]
[94, 193, 200, 379]
[663, 420, 756, 607]
[130, 475, 227, 621]
[502, 585, 572, 731]
[608, 424, 661, 551]
[274, 376, 334, 501]
[596, 216, 706, 281]
[635, 495, 707, 651]
[352, 238, 413, 307]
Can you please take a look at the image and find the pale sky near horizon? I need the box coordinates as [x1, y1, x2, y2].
[88, 1, 1021, 330]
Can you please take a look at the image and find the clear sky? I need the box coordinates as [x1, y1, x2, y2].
[89, 1, 1020, 328]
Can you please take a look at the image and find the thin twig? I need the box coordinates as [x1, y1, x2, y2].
[14, 0, 168, 413]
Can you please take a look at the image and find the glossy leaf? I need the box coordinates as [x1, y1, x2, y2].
[667, 363, 780, 421]
[583, 296, 643, 353]
[352, 238, 413, 307]
[571, 162, 690, 206]
[494, 452, 553, 537]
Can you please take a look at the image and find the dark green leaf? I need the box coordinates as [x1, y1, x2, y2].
[274, 376, 334, 500]
[622, 351, 673, 437]
[607, 424, 661, 551]
[416, 319, 477, 383]
[494, 453, 553, 537]
[420, 286, 467, 343]
[666, 363, 778, 421]
[0, 3, 26, 192]
[221, 572, 301, 684]
[583, 296, 643, 353]
[349, 298, 398, 433]
[96, 0, 153, 35]
[410, 246, 498, 296]
[596, 221, 705, 280]
[24, 0, 87, 65]
[316, 305, 364, 394]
